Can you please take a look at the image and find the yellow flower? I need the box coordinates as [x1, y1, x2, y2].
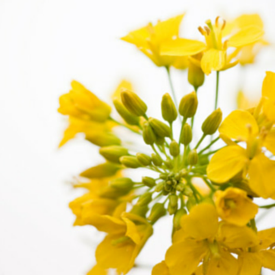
[89, 212, 153, 274]
[238, 227, 275, 275]
[121, 14, 192, 67]
[87, 264, 107, 275]
[237, 91, 259, 110]
[262, 71, 275, 121]
[163, 203, 258, 275]
[214, 187, 258, 226]
[58, 80, 111, 122]
[161, 15, 264, 75]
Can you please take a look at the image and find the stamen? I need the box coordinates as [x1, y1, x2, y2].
[215, 16, 220, 27]
[204, 26, 211, 35]
[221, 19, 226, 30]
[223, 40, 228, 50]
[198, 26, 205, 35]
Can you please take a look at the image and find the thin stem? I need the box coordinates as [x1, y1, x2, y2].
[191, 86, 199, 129]
[195, 134, 206, 149]
[202, 177, 216, 192]
[198, 137, 220, 155]
[214, 71, 220, 110]
[259, 203, 275, 209]
[166, 66, 178, 109]
[109, 116, 141, 135]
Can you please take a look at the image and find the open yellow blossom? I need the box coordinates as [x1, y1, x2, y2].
[89, 212, 153, 274]
[161, 15, 264, 75]
[238, 227, 275, 275]
[262, 71, 275, 121]
[58, 80, 111, 122]
[121, 14, 199, 67]
[214, 187, 258, 226]
[161, 203, 258, 275]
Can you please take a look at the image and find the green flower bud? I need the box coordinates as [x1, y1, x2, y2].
[156, 136, 165, 145]
[113, 99, 140, 125]
[169, 140, 179, 157]
[99, 145, 129, 163]
[173, 209, 187, 230]
[168, 204, 177, 215]
[201, 108, 223, 135]
[183, 186, 193, 197]
[188, 62, 205, 90]
[169, 194, 178, 208]
[186, 197, 196, 211]
[143, 122, 156, 145]
[136, 153, 151, 166]
[161, 93, 178, 123]
[130, 205, 149, 218]
[180, 123, 192, 145]
[119, 156, 141, 168]
[188, 149, 198, 166]
[155, 181, 165, 192]
[151, 153, 163, 166]
[110, 177, 134, 190]
[121, 90, 147, 116]
[176, 182, 185, 192]
[136, 193, 152, 206]
[142, 176, 156, 187]
[86, 132, 121, 147]
[179, 91, 198, 118]
[164, 157, 174, 169]
[99, 185, 130, 198]
[80, 162, 120, 179]
[148, 117, 171, 138]
[148, 203, 166, 223]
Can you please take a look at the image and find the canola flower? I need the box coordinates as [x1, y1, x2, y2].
[58, 12, 275, 275]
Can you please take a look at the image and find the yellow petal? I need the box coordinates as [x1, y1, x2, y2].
[180, 203, 218, 240]
[122, 216, 141, 244]
[121, 26, 150, 49]
[165, 239, 208, 275]
[236, 14, 264, 30]
[237, 252, 262, 275]
[207, 145, 247, 183]
[259, 250, 275, 270]
[219, 110, 259, 141]
[201, 49, 226, 75]
[258, 227, 275, 249]
[152, 261, 170, 275]
[161, 38, 206, 56]
[248, 153, 275, 199]
[218, 223, 259, 249]
[264, 129, 275, 155]
[87, 265, 107, 275]
[228, 26, 264, 48]
[112, 80, 132, 100]
[262, 71, 275, 100]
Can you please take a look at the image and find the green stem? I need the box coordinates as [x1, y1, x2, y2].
[250, 218, 257, 233]
[191, 86, 199, 129]
[214, 71, 220, 110]
[195, 134, 206, 149]
[202, 177, 216, 192]
[109, 117, 141, 134]
[259, 203, 275, 209]
[198, 137, 220, 155]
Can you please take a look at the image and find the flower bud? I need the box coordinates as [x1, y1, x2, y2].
[168, 204, 177, 215]
[156, 136, 165, 145]
[180, 123, 192, 145]
[148, 117, 171, 138]
[169, 140, 179, 157]
[136, 193, 152, 206]
[155, 181, 165, 192]
[131, 205, 148, 218]
[142, 122, 157, 145]
[113, 99, 140, 125]
[148, 203, 166, 223]
[188, 62, 205, 90]
[151, 153, 163, 166]
[176, 182, 185, 192]
[110, 177, 134, 190]
[121, 89, 147, 116]
[80, 162, 120, 179]
[188, 149, 199, 166]
[164, 157, 174, 169]
[173, 208, 187, 230]
[99, 146, 129, 163]
[161, 93, 178, 123]
[86, 132, 121, 147]
[136, 153, 151, 166]
[183, 186, 193, 197]
[169, 194, 178, 208]
[142, 176, 156, 188]
[179, 91, 198, 118]
[186, 197, 196, 211]
[201, 108, 222, 135]
[119, 156, 141, 168]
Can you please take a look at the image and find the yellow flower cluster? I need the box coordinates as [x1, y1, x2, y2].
[58, 12, 275, 275]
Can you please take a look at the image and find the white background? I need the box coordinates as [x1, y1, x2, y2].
[1, 0, 275, 274]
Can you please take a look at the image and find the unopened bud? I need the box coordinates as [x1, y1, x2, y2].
[136, 153, 151, 166]
[143, 122, 157, 145]
[169, 194, 178, 208]
[131, 205, 148, 218]
[188, 149, 198, 166]
[201, 108, 222, 135]
[186, 197, 196, 211]
[188, 62, 205, 90]
[113, 99, 140, 125]
[142, 176, 156, 188]
[120, 156, 141, 168]
[156, 136, 165, 145]
[169, 140, 179, 157]
[180, 123, 192, 145]
[183, 186, 193, 197]
[151, 153, 163, 166]
[148, 117, 171, 138]
[148, 203, 166, 223]
[136, 193, 152, 206]
[99, 146, 129, 163]
[164, 157, 174, 169]
[161, 93, 178, 123]
[155, 181, 165, 192]
[176, 182, 185, 192]
[80, 162, 120, 179]
[110, 177, 134, 190]
[179, 92, 198, 118]
[86, 132, 121, 147]
[173, 209, 187, 230]
[121, 90, 147, 116]
[168, 204, 177, 215]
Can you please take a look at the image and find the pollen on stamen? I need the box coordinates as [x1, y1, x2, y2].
[204, 26, 211, 35]
[198, 26, 206, 35]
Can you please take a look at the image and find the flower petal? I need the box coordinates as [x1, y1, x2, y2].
[260, 250, 275, 270]
[262, 71, 275, 100]
[207, 145, 247, 183]
[201, 49, 226, 75]
[219, 110, 259, 141]
[237, 252, 262, 275]
[264, 129, 275, 155]
[258, 227, 275, 249]
[152, 261, 170, 275]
